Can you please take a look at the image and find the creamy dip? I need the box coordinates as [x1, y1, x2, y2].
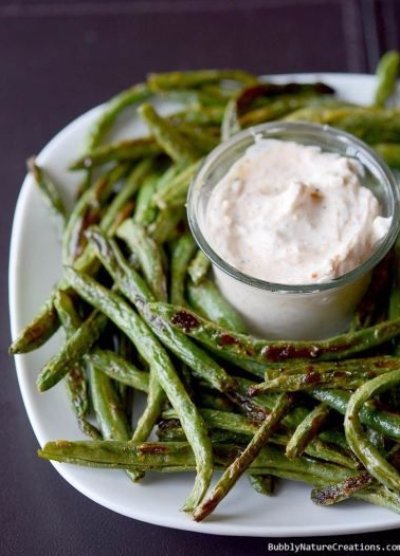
[205, 139, 390, 285]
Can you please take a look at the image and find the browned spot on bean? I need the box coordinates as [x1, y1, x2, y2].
[137, 443, 169, 454]
[171, 310, 200, 332]
[218, 333, 239, 346]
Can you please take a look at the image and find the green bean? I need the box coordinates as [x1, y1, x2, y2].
[76, 170, 92, 201]
[284, 105, 361, 124]
[38, 439, 400, 514]
[10, 292, 59, 354]
[235, 376, 301, 422]
[221, 97, 240, 141]
[187, 251, 210, 285]
[53, 290, 81, 333]
[133, 174, 159, 225]
[88, 360, 138, 482]
[156, 302, 400, 363]
[179, 123, 220, 153]
[88, 229, 236, 393]
[27, 158, 68, 231]
[285, 404, 330, 459]
[170, 233, 197, 305]
[86, 350, 149, 392]
[88, 227, 152, 303]
[137, 165, 184, 228]
[339, 110, 400, 144]
[389, 240, 400, 362]
[366, 428, 386, 454]
[374, 50, 400, 107]
[89, 362, 131, 441]
[351, 253, 393, 331]
[193, 394, 293, 521]
[239, 96, 323, 127]
[70, 138, 161, 171]
[64, 267, 213, 511]
[162, 407, 257, 437]
[147, 69, 258, 92]
[105, 214, 168, 471]
[312, 388, 400, 441]
[112, 205, 169, 473]
[249, 367, 397, 393]
[211, 352, 266, 377]
[141, 305, 238, 393]
[129, 370, 165, 480]
[187, 278, 247, 333]
[36, 310, 108, 392]
[87, 83, 151, 151]
[36, 439, 351, 483]
[75, 81, 150, 195]
[139, 103, 201, 164]
[99, 159, 154, 233]
[265, 356, 400, 379]
[373, 144, 400, 169]
[153, 160, 201, 209]
[224, 388, 269, 422]
[287, 105, 400, 144]
[344, 370, 400, 491]
[237, 82, 335, 112]
[54, 291, 101, 440]
[200, 83, 237, 101]
[195, 390, 234, 412]
[302, 438, 357, 469]
[148, 206, 185, 244]
[117, 220, 167, 301]
[63, 163, 129, 265]
[311, 472, 374, 505]
[116, 217, 167, 475]
[170, 106, 225, 126]
[157, 421, 246, 444]
[154, 163, 183, 191]
[248, 474, 275, 496]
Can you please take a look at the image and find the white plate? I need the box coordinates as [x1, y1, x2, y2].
[9, 73, 400, 537]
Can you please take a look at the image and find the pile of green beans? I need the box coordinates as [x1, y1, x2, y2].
[12, 55, 400, 522]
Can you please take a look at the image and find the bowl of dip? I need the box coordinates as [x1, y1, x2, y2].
[187, 122, 400, 340]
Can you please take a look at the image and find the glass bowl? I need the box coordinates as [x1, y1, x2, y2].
[187, 121, 400, 340]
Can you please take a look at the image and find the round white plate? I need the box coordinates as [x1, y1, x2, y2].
[9, 74, 400, 537]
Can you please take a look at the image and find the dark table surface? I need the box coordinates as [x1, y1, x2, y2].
[2, 1, 400, 554]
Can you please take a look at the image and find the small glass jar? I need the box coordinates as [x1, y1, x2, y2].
[187, 122, 400, 340]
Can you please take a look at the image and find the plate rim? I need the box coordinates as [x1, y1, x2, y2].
[9, 72, 400, 537]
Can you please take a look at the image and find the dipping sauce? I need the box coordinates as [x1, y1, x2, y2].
[205, 139, 391, 286]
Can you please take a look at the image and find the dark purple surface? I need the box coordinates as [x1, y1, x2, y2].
[2, 1, 400, 554]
